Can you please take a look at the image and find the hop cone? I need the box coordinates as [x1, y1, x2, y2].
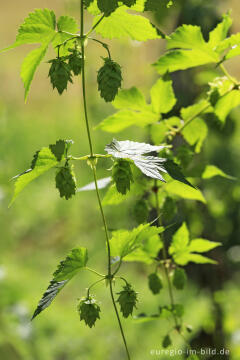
[112, 160, 133, 195]
[97, 58, 122, 102]
[55, 164, 76, 200]
[68, 50, 82, 76]
[77, 296, 101, 328]
[48, 58, 72, 94]
[133, 199, 148, 224]
[148, 273, 163, 295]
[117, 283, 138, 318]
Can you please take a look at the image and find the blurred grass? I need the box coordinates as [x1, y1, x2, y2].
[0, 0, 240, 359]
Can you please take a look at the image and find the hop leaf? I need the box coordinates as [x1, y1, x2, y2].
[133, 199, 148, 224]
[77, 296, 101, 328]
[117, 283, 138, 318]
[68, 50, 82, 76]
[55, 164, 77, 199]
[48, 58, 73, 94]
[172, 268, 187, 290]
[97, 58, 122, 102]
[112, 159, 133, 194]
[148, 273, 163, 295]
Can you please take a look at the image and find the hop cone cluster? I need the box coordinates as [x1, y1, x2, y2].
[48, 58, 73, 94]
[97, 58, 122, 102]
[112, 160, 133, 195]
[117, 283, 138, 318]
[77, 296, 101, 328]
[68, 49, 82, 76]
[55, 164, 76, 200]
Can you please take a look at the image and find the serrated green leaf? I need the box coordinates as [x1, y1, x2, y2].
[214, 90, 240, 123]
[181, 99, 210, 120]
[182, 117, 208, 153]
[202, 165, 235, 180]
[124, 233, 163, 264]
[21, 43, 50, 101]
[109, 223, 163, 259]
[52, 15, 78, 56]
[167, 24, 209, 51]
[208, 12, 232, 49]
[150, 75, 176, 114]
[32, 247, 88, 319]
[154, 49, 219, 74]
[94, 7, 161, 41]
[188, 239, 221, 253]
[164, 160, 194, 188]
[112, 87, 147, 111]
[164, 180, 206, 203]
[169, 223, 189, 254]
[169, 224, 219, 266]
[10, 147, 58, 206]
[97, 109, 158, 133]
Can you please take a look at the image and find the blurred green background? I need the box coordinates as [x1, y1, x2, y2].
[0, 0, 240, 359]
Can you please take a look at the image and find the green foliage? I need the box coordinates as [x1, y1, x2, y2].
[52, 15, 78, 56]
[32, 247, 88, 319]
[10, 147, 58, 206]
[117, 283, 138, 318]
[172, 268, 187, 290]
[55, 164, 77, 200]
[148, 273, 163, 294]
[112, 159, 134, 194]
[109, 223, 163, 259]
[150, 74, 176, 114]
[48, 58, 73, 94]
[78, 296, 101, 327]
[164, 160, 194, 188]
[93, 7, 161, 41]
[162, 334, 172, 348]
[214, 90, 240, 123]
[164, 180, 206, 203]
[97, 57, 122, 102]
[122, 0, 136, 7]
[133, 199, 149, 224]
[202, 165, 235, 180]
[105, 139, 167, 181]
[169, 223, 221, 265]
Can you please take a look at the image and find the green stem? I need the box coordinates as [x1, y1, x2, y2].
[220, 63, 238, 85]
[80, 2, 131, 359]
[85, 267, 105, 277]
[154, 180, 178, 329]
[87, 278, 105, 298]
[89, 38, 111, 59]
[86, 14, 105, 37]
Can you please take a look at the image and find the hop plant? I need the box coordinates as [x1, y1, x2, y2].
[148, 273, 163, 295]
[97, 57, 122, 102]
[172, 268, 187, 290]
[77, 296, 101, 328]
[112, 159, 133, 194]
[48, 58, 73, 94]
[68, 49, 82, 76]
[55, 164, 77, 200]
[117, 283, 138, 318]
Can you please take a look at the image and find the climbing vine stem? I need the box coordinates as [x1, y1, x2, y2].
[79, 1, 131, 359]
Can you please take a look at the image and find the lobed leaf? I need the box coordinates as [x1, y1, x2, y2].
[93, 7, 161, 41]
[214, 90, 240, 123]
[32, 247, 88, 319]
[112, 87, 147, 111]
[10, 147, 58, 206]
[150, 75, 176, 114]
